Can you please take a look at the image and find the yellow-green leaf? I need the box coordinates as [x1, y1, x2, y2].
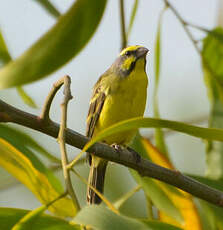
[0, 30, 36, 107]
[16, 87, 37, 108]
[0, 0, 107, 88]
[0, 30, 11, 64]
[74, 205, 182, 230]
[153, 7, 169, 156]
[130, 169, 183, 223]
[127, 0, 139, 39]
[34, 0, 61, 18]
[0, 138, 77, 217]
[83, 117, 223, 153]
[0, 208, 80, 230]
[202, 27, 223, 179]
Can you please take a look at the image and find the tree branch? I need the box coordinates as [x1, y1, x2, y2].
[0, 99, 223, 208]
[40, 77, 65, 121]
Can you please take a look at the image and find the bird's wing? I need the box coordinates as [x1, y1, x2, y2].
[86, 76, 107, 138]
[86, 76, 107, 165]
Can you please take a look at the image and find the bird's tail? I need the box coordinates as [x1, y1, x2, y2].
[87, 157, 107, 204]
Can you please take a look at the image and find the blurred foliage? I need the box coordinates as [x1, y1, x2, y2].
[74, 205, 182, 230]
[0, 0, 107, 88]
[0, 30, 37, 107]
[0, 1, 223, 230]
[0, 208, 80, 230]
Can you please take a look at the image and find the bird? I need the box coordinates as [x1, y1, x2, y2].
[86, 45, 149, 204]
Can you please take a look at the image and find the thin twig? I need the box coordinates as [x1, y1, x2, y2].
[164, 0, 200, 54]
[0, 100, 223, 208]
[163, 0, 223, 95]
[40, 77, 65, 121]
[119, 0, 127, 49]
[114, 185, 141, 209]
[57, 75, 80, 212]
[186, 22, 210, 33]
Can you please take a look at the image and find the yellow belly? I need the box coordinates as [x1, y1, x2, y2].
[93, 62, 148, 145]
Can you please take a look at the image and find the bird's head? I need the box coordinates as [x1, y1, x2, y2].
[113, 45, 149, 77]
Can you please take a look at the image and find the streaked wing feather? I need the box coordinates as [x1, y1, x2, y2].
[86, 91, 106, 138]
[86, 70, 108, 137]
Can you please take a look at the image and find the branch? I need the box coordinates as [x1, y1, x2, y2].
[163, 0, 223, 90]
[163, 0, 200, 54]
[40, 77, 65, 121]
[0, 100, 223, 208]
[56, 75, 80, 212]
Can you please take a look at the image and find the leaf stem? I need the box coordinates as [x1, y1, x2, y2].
[119, 0, 127, 49]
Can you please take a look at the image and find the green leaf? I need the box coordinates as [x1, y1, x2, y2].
[12, 206, 49, 230]
[0, 29, 36, 107]
[142, 220, 182, 230]
[16, 87, 37, 108]
[153, 7, 169, 157]
[0, 208, 80, 230]
[74, 205, 181, 230]
[34, 0, 61, 18]
[12, 193, 67, 230]
[74, 205, 151, 230]
[130, 170, 183, 223]
[83, 117, 223, 153]
[0, 0, 107, 88]
[127, 0, 139, 38]
[0, 134, 77, 217]
[0, 30, 11, 64]
[202, 27, 223, 179]
[0, 124, 60, 163]
[198, 200, 223, 230]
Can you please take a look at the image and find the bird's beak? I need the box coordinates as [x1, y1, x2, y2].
[136, 47, 149, 59]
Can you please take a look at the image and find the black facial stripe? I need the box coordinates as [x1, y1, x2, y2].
[119, 60, 136, 77]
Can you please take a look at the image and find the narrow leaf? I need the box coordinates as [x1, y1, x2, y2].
[74, 205, 182, 230]
[202, 27, 223, 179]
[142, 220, 182, 230]
[0, 0, 107, 88]
[34, 0, 61, 18]
[0, 138, 77, 217]
[153, 7, 169, 156]
[127, 0, 139, 38]
[83, 117, 223, 153]
[74, 205, 151, 230]
[140, 138, 202, 229]
[12, 193, 66, 230]
[0, 30, 11, 64]
[130, 169, 183, 223]
[16, 87, 37, 108]
[0, 30, 36, 107]
[0, 208, 80, 230]
[0, 124, 60, 163]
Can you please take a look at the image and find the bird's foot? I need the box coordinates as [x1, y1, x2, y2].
[111, 143, 123, 151]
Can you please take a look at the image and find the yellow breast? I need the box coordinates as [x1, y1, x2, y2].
[93, 59, 148, 145]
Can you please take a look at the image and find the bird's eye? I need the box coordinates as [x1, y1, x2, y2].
[125, 51, 131, 56]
